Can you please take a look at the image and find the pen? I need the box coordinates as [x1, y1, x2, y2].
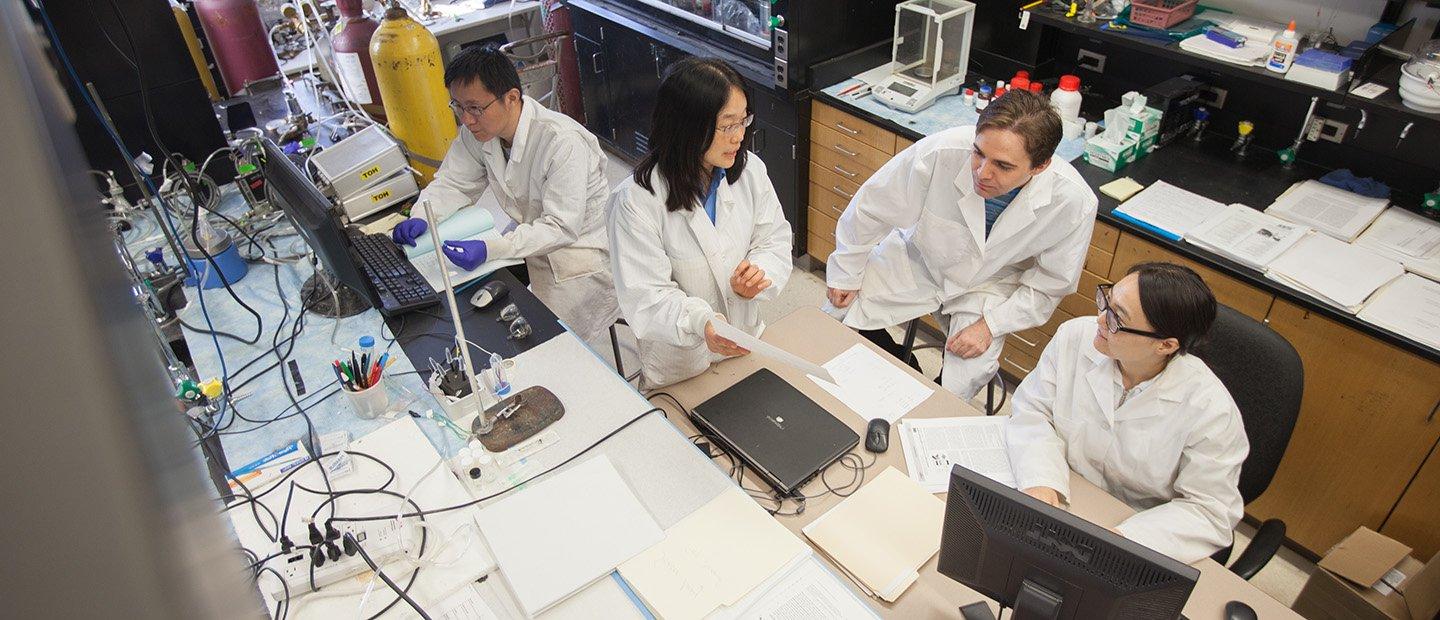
[838, 82, 865, 96]
[1020, 0, 1044, 10]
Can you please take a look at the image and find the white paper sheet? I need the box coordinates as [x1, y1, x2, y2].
[411, 228, 525, 291]
[424, 584, 500, 620]
[476, 455, 662, 617]
[1355, 207, 1440, 259]
[1265, 233, 1405, 312]
[1358, 274, 1440, 350]
[710, 552, 879, 620]
[1266, 181, 1389, 242]
[1184, 204, 1311, 270]
[1112, 180, 1228, 240]
[713, 320, 835, 383]
[898, 416, 1016, 493]
[619, 488, 809, 619]
[811, 344, 935, 424]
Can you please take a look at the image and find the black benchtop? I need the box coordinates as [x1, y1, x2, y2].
[813, 90, 1440, 363]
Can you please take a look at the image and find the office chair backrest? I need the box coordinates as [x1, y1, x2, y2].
[1189, 304, 1304, 504]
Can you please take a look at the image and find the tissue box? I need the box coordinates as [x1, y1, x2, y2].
[1083, 135, 1136, 172]
[1126, 130, 1159, 160]
[1121, 106, 1164, 136]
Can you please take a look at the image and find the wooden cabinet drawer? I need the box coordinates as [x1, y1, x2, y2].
[896, 135, 916, 153]
[1085, 244, 1115, 279]
[1000, 345, 1041, 381]
[811, 142, 877, 187]
[813, 102, 896, 154]
[1109, 233, 1273, 320]
[1038, 308, 1074, 337]
[1058, 269, 1109, 319]
[810, 162, 860, 203]
[1007, 327, 1051, 361]
[808, 204, 838, 239]
[808, 230, 836, 262]
[809, 182, 847, 226]
[811, 123, 892, 173]
[1092, 221, 1120, 253]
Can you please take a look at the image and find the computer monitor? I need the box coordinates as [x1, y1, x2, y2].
[939, 465, 1200, 620]
[262, 138, 374, 315]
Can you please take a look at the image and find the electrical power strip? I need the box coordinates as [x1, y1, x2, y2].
[265, 520, 407, 601]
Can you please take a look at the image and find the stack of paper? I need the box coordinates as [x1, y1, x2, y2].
[477, 455, 662, 616]
[1354, 207, 1440, 282]
[1266, 233, 1405, 313]
[802, 467, 944, 602]
[710, 552, 879, 620]
[1358, 274, 1440, 349]
[811, 344, 935, 424]
[1177, 15, 1281, 67]
[618, 488, 809, 619]
[898, 416, 1016, 493]
[1184, 203, 1311, 271]
[1111, 180, 1228, 241]
[1265, 181, 1389, 242]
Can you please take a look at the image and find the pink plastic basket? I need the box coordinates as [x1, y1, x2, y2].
[1129, 0, 1198, 29]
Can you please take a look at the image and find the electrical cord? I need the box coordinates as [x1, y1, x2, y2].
[344, 532, 433, 620]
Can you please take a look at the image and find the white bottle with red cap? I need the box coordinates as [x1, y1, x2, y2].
[1050, 74, 1083, 125]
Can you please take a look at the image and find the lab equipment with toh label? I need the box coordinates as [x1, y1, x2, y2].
[874, 0, 976, 114]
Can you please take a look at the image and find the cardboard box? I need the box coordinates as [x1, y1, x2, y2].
[1292, 527, 1440, 620]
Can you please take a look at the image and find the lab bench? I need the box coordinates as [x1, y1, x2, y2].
[807, 84, 1440, 563]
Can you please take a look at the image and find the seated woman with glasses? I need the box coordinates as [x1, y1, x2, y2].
[607, 57, 792, 388]
[1004, 261, 1249, 563]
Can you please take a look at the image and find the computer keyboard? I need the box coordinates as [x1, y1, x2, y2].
[349, 232, 440, 316]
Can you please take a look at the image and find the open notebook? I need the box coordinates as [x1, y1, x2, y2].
[406, 207, 522, 290]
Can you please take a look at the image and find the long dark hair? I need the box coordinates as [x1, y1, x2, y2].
[633, 57, 750, 212]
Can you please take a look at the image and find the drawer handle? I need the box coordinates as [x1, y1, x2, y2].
[834, 122, 860, 136]
[833, 143, 859, 157]
[1007, 359, 1035, 373]
[831, 185, 854, 199]
[828, 204, 844, 217]
[1012, 333, 1039, 348]
[832, 164, 858, 178]
[1429, 400, 1439, 423]
[591, 52, 603, 74]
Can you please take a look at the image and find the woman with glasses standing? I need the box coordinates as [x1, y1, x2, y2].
[608, 57, 793, 388]
[388, 44, 618, 348]
[1004, 262, 1249, 564]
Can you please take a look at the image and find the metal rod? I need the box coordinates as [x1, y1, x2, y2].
[420, 199, 490, 431]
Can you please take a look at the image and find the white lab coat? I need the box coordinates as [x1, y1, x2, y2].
[608, 156, 794, 388]
[824, 126, 1098, 399]
[1005, 316, 1249, 564]
[419, 95, 619, 345]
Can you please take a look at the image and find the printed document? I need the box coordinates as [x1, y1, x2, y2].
[1184, 204, 1310, 270]
[811, 344, 934, 424]
[1358, 274, 1440, 350]
[899, 416, 1017, 493]
[1112, 180, 1228, 240]
[1265, 180, 1388, 242]
[1265, 233, 1404, 312]
[711, 552, 878, 620]
[713, 320, 834, 383]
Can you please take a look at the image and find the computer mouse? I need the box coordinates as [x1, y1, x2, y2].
[865, 418, 889, 453]
[470, 280, 509, 310]
[1224, 600, 1257, 620]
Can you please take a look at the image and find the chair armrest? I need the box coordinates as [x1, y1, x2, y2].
[1230, 519, 1286, 580]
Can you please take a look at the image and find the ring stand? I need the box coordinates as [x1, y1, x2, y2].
[470, 386, 564, 452]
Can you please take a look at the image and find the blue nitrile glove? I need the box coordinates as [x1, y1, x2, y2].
[441, 239, 488, 271]
[391, 218, 428, 247]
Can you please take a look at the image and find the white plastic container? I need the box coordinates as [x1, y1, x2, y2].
[1267, 20, 1298, 74]
[1050, 74, 1083, 124]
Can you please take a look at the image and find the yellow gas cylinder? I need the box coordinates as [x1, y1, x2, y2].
[369, 3, 456, 186]
[172, 1, 221, 102]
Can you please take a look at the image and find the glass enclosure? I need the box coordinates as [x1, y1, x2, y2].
[630, 0, 773, 48]
[893, 0, 970, 87]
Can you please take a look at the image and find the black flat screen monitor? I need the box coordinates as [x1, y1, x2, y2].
[262, 139, 374, 307]
[939, 465, 1200, 619]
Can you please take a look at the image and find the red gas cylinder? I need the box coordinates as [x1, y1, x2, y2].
[331, 0, 384, 115]
[194, 0, 281, 96]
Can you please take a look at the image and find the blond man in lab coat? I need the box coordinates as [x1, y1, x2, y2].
[390, 45, 618, 346]
[825, 91, 1098, 400]
[609, 58, 793, 388]
[1006, 262, 1249, 563]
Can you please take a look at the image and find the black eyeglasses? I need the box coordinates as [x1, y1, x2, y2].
[1095, 284, 1167, 339]
[448, 97, 501, 119]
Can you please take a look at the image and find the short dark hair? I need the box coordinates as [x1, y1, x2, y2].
[975, 90, 1062, 167]
[443, 44, 521, 98]
[634, 57, 749, 213]
[1127, 262, 1217, 355]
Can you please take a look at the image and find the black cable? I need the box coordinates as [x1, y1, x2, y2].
[255, 566, 291, 620]
[331, 407, 665, 523]
[345, 532, 432, 620]
[177, 316, 255, 345]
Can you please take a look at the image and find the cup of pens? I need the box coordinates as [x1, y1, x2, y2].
[335, 346, 391, 420]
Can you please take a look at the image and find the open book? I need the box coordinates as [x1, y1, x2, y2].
[1184, 203, 1311, 271]
[1354, 207, 1440, 283]
[1265, 180, 1388, 242]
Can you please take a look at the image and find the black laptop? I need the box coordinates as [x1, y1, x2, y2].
[690, 369, 860, 497]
